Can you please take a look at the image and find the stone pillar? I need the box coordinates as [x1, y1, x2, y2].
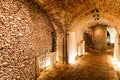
[117, 35, 120, 62]
[114, 34, 118, 61]
[118, 37, 120, 62]
[114, 34, 120, 67]
[92, 25, 107, 51]
[56, 33, 64, 63]
[67, 32, 77, 63]
[63, 26, 68, 64]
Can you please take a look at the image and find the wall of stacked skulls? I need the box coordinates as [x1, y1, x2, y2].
[0, 0, 54, 79]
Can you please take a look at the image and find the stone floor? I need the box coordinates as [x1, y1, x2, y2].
[117, 69, 120, 80]
[38, 48, 119, 80]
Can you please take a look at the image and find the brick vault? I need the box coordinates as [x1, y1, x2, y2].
[0, 0, 120, 80]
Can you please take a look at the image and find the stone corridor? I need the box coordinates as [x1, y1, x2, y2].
[38, 49, 118, 80]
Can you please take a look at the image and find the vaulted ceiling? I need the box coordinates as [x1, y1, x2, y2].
[35, 0, 120, 33]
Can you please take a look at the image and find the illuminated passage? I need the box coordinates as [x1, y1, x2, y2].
[38, 49, 118, 80]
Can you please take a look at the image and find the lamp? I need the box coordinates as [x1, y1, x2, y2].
[91, 8, 100, 24]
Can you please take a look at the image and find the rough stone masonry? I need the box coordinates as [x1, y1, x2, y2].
[0, 0, 54, 79]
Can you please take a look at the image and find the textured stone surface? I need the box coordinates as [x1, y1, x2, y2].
[35, 0, 120, 32]
[34, 0, 120, 63]
[38, 48, 118, 80]
[0, 0, 54, 79]
[92, 25, 107, 51]
[1, 0, 120, 79]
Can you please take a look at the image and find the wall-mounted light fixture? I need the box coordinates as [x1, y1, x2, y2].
[91, 8, 100, 24]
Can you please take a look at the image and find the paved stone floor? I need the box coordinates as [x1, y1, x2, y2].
[38, 48, 119, 80]
[117, 69, 120, 80]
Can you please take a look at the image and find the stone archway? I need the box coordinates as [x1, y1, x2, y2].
[67, 13, 120, 65]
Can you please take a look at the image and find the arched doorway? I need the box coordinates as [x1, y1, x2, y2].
[83, 25, 117, 52]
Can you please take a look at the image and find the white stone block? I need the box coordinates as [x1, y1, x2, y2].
[50, 52, 56, 68]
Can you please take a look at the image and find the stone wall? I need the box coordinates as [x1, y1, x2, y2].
[0, 0, 54, 79]
[92, 25, 107, 51]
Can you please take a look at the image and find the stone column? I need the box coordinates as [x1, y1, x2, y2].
[67, 32, 77, 63]
[114, 34, 120, 67]
[118, 40, 120, 62]
[114, 34, 120, 62]
[114, 34, 118, 61]
[56, 33, 64, 63]
[117, 35, 120, 62]
[63, 26, 68, 64]
[92, 25, 107, 51]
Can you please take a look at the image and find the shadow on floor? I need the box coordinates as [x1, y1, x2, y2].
[117, 69, 120, 80]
